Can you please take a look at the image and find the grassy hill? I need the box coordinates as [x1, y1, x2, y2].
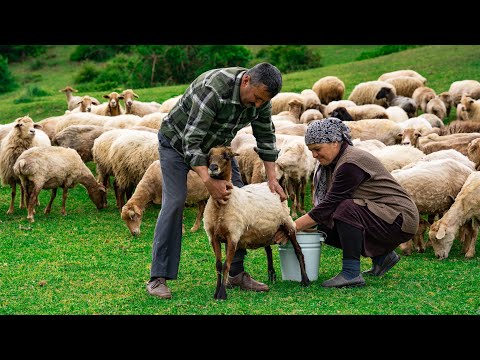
[1, 45, 480, 315]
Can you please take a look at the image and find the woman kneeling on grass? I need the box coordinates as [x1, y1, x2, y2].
[275, 118, 419, 288]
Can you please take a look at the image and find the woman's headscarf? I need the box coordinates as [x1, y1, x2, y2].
[305, 117, 353, 146]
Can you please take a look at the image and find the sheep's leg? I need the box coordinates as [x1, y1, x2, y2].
[399, 239, 413, 255]
[283, 224, 309, 287]
[221, 237, 237, 295]
[61, 187, 68, 216]
[462, 219, 478, 258]
[44, 188, 57, 215]
[414, 218, 429, 253]
[211, 236, 226, 300]
[20, 182, 26, 210]
[190, 200, 206, 232]
[299, 177, 307, 215]
[27, 186, 41, 222]
[113, 180, 123, 208]
[265, 245, 276, 283]
[7, 181, 16, 214]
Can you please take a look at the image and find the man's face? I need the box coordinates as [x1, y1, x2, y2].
[239, 75, 271, 108]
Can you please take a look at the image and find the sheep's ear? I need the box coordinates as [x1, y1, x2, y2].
[103, 94, 110, 99]
[128, 209, 136, 220]
[118, 95, 124, 100]
[77, 100, 83, 105]
[436, 224, 446, 239]
[92, 99, 100, 105]
[133, 92, 139, 98]
[133, 204, 142, 216]
[98, 183, 106, 192]
[33, 123, 43, 130]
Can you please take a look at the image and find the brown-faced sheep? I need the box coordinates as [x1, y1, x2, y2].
[13, 146, 106, 222]
[311, 76, 345, 105]
[203, 145, 309, 300]
[121, 160, 209, 237]
[68, 95, 100, 113]
[91, 92, 125, 116]
[417, 132, 480, 155]
[428, 171, 480, 259]
[459, 95, 480, 121]
[121, 89, 162, 116]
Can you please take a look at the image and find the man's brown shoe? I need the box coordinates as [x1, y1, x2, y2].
[146, 277, 172, 299]
[227, 271, 270, 292]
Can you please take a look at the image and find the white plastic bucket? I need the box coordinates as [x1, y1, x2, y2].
[279, 230, 325, 281]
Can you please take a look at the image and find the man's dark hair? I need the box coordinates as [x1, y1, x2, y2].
[246, 62, 282, 98]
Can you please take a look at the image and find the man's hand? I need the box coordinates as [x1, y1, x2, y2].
[204, 177, 233, 202]
[268, 179, 287, 202]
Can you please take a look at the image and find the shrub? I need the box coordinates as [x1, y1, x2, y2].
[0, 55, 18, 94]
[251, 45, 322, 73]
[13, 85, 51, 104]
[0, 45, 47, 62]
[74, 62, 101, 83]
[70, 45, 132, 62]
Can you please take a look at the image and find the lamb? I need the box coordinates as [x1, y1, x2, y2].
[299, 109, 324, 124]
[344, 119, 403, 145]
[375, 87, 417, 118]
[158, 95, 182, 113]
[121, 160, 209, 237]
[121, 89, 162, 116]
[428, 171, 480, 259]
[60, 86, 100, 111]
[378, 70, 427, 84]
[412, 86, 436, 113]
[425, 96, 447, 121]
[13, 146, 106, 222]
[271, 92, 305, 115]
[330, 104, 388, 121]
[52, 125, 116, 163]
[384, 76, 424, 98]
[370, 144, 425, 172]
[68, 95, 100, 113]
[459, 95, 480, 121]
[391, 159, 474, 255]
[398, 116, 432, 146]
[300, 89, 321, 111]
[0, 116, 38, 214]
[202, 145, 309, 300]
[348, 81, 396, 107]
[448, 80, 480, 105]
[90, 92, 125, 116]
[311, 76, 345, 105]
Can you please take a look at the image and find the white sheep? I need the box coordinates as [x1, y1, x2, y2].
[90, 91, 125, 116]
[68, 95, 100, 113]
[385, 106, 409, 123]
[344, 119, 403, 145]
[448, 80, 480, 105]
[351, 138, 387, 153]
[0, 116, 38, 214]
[136, 112, 168, 130]
[299, 109, 324, 124]
[417, 132, 480, 155]
[398, 116, 432, 146]
[348, 81, 396, 107]
[158, 95, 182, 113]
[419, 113, 444, 128]
[401, 149, 476, 171]
[428, 171, 480, 259]
[121, 89, 162, 116]
[202, 145, 309, 300]
[300, 89, 321, 111]
[378, 69, 427, 84]
[385, 76, 424, 98]
[412, 86, 436, 113]
[322, 100, 356, 117]
[459, 95, 480, 121]
[370, 144, 425, 172]
[271, 92, 305, 115]
[311, 76, 345, 105]
[13, 146, 106, 222]
[425, 96, 447, 121]
[121, 160, 209, 237]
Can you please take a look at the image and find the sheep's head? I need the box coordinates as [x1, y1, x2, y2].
[121, 89, 139, 108]
[207, 146, 238, 181]
[428, 221, 455, 260]
[87, 182, 107, 210]
[14, 116, 36, 139]
[121, 203, 143, 237]
[330, 107, 353, 121]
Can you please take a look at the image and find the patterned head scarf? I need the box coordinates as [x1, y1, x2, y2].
[305, 117, 353, 146]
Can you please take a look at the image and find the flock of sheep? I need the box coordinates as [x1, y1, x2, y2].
[1, 70, 480, 267]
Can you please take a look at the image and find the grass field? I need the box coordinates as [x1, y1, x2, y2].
[1, 45, 480, 315]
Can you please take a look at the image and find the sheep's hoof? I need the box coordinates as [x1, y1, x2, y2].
[300, 276, 310, 287]
[268, 271, 276, 283]
[214, 286, 227, 300]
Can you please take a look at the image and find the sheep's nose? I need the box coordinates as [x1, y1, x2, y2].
[132, 229, 140, 237]
[87, 108, 91, 112]
[127, 101, 133, 106]
[209, 164, 218, 172]
[402, 142, 410, 145]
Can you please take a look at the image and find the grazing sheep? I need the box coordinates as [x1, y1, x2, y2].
[331, 104, 388, 121]
[203, 145, 309, 300]
[385, 76, 424, 98]
[466, 137, 480, 170]
[391, 159, 474, 255]
[417, 132, 480, 155]
[412, 86, 436, 113]
[438, 91, 453, 117]
[0, 116, 38, 214]
[448, 80, 480, 105]
[121, 160, 209, 237]
[91, 92, 125, 116]
[375, 88, 417, 118]
[370, 144, 425, 172]
[52, 125, 115, 163]
[428, 171, 480, 259]
[459, 95, 480, 121]
[378, 70, 427, 84]
[351, 138, 387, 153]
[158, 95, 182, 113]
[69, 95, 100, 113]
[300, 89, 321, 111]
[419, 113, 444, 128]
[13, 146, 106, 222]
[136, 112, 168, 130]
[276, 98, 304, 122]
[425, 96, 447, 121]
[432, 120, 480, 136]
[271, 92, 305, 115]
[398, 116, 432, 146]
[299, 109, 324, 124]
[36, 114, 69, 140]
[121, 89, 162, 116]
[401, 149, 475, 171]
[348, 81, 396, 107]
[311, 76, 345, 105]
[385, 106, 409, 123]
[322, 100, 356, 117]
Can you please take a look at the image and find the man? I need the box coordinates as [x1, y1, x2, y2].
[147, 62, 287, 299]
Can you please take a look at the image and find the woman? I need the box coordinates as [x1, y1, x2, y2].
[276, 117, 419, 288]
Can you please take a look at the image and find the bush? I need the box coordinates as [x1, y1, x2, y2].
[70, 45, 132, 62]
[355, 45, 422, 61]
[13, 85, 51, 104]
[251, 45, 322, 74]
[0, 55, 18, 94]
[0, 45, 47, 62]
[74, 62, 101, 83]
